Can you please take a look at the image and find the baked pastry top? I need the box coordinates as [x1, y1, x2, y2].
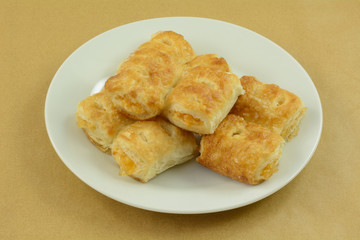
[111, 118, 199, 183]
[105, 31, 196, 120]
[183, 54, 231, 72]
[197, 114, 285, 185]
[137, 31, 196, 66]
[164, 54, 244, 134]
[76, 91, 134, 153]
[231, 76, 306, 141]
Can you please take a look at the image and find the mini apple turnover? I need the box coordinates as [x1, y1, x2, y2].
[197, 114, 285, 185]
[111, 118, 198, 183]
[231, 76, 306, 141]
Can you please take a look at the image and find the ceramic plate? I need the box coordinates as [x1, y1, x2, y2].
[45, 17, 322, 214]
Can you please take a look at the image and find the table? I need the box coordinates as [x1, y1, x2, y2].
[1, 0, 359, 239]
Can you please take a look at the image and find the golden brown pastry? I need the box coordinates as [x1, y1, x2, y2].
[75, 92, 135, 153]
[197, 114, 285, 185]
[183, 54, 231, 72]
[105, 31, 196, 120]
[163, 54, 244, 134]
[136, 31, 196, 66]
[231, 76, 306, 141]
[111, 118, 199, 183]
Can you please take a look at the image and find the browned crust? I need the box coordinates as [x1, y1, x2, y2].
[197, 114, 284, 185]
[164, 62, 242, 134]
[231, 76, 306, 141]
[116, 107, 152, 121]
[111, 117, 199, 183]
[184, 54, 231, 72]
[105, 31, 196, 120]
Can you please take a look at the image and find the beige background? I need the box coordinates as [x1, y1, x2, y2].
[1, 0, 360, 239]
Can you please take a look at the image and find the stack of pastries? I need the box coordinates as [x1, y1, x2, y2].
[76, 31, 306, 184]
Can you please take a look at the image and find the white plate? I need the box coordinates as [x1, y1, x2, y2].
[45, 17, 322, 214]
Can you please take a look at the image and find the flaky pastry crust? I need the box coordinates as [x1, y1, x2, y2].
[197, 114, 285, 185]
[111, 118, 199, 183]
[164, 54, 244, 134]
[105, 31, 196, 120]
[231, 76, 306, 141]
[76, 92, 134, 153]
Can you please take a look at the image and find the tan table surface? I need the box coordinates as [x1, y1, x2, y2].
[1, 0, 359, 239]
